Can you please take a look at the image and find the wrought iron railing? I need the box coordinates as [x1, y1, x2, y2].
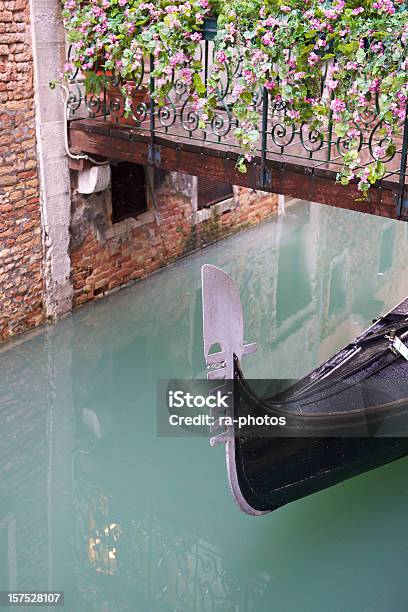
[66, 32, 408, 216]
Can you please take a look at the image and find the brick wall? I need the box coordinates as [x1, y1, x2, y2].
[70, 170, 278, 307]
[0, 0, 45, 341]
[0, 1, 278, 342]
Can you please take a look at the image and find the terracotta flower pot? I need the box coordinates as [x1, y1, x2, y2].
[106, 82, 150, 127]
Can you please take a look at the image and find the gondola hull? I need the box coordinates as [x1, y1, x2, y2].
[234, 434, 408, 514]
[201, 265, 408, 515]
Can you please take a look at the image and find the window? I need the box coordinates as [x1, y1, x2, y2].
[0, 524, 7, 587]
[328, 255, 348, 317]
[276, 225, 312, 325]
[378, 226, 395, 274]
[111, 162, 148, 224]
[197, 177, 233, 210]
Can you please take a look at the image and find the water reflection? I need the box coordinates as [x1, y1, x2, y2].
[1, 201, 408, 611]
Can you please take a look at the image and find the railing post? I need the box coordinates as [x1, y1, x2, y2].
[148, 53, 157, 166]
[396, 106, 408, 217]
[327, 92, 334, 163]
[260, 86, 270, 189]
[102, 71, 107, 120]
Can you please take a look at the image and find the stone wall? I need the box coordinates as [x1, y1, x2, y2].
[0, 0, 45, 341]
[70, 169, 278, 308]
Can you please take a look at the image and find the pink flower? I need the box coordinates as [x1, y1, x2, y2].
[369, 78, 380, 93]
[287, 109, 300, 120]
[169, 51, 185, 68]
[310, 18, 322, 29]
[373, 0, 396, 14]
[326, 79, 338, 91]
[330, 98, 346, 113]
[373, 145, 386, 159]
[352, 6, 364, 14]
[308, 52, 319, 66]
[181, 67, 192, 84]
[215, 50, 227, 64]
[243, 69, 256, 84]
[232, 84, 245, 97]
[371, 42, 384, 53]
[262, 32, 275, 46]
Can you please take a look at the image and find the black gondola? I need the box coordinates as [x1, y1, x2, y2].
[201, 264, 408, 515]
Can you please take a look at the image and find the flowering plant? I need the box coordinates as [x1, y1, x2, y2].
[62, 0, 408, 194]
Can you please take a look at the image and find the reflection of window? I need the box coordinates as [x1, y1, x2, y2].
[0, 515, 16, 590]
[197, 177, 233, 210]
[111, 162, 147, 224]
[378, 226, 395, 274]
[0, 523, 7, 586]
[328, 256, 348, 317]
[276, 226, 311, 325]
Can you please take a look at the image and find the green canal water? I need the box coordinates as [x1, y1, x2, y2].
[1, 201, 408, 611]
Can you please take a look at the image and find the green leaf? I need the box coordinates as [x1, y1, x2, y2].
[236, 158, 247, 173]
[339, 41, 359, 57]
[334, 123, 348, 137]
[375, 160, 386, 179]
[385, 143, 396, 157]
[241, 90, 253, 104]
[305, 29, 317, 39]
[193, 73, 206, 95]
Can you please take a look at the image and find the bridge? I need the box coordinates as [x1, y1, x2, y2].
[66, 51, 408, 222]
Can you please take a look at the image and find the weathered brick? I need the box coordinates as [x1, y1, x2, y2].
[70, 181, 278, 310]
[0, 11, 13, 22]
[0, 1, 45, 343]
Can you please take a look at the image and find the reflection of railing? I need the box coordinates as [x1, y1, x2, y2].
[67, 36, 408, 216]
[74, 473, 271, 612]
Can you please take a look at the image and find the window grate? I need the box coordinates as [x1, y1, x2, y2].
[197, 177, 233, 210]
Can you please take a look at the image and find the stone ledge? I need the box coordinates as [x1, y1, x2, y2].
[194, 197, 234, 224]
